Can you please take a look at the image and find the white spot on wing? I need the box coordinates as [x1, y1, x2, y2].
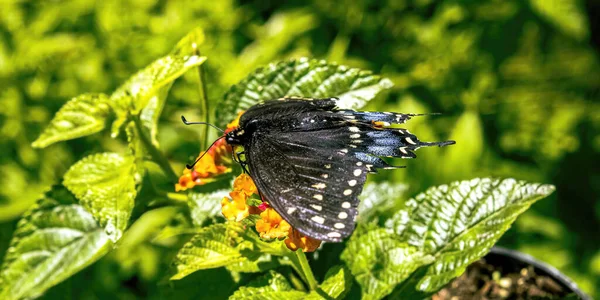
[321, 174, 329, 179]
[406, 137, 417, 145]
[313, 194, 323, 200]
[311, 204, 322, 211]
[312, 183, 326, 189]
[356, 162, 363, 166]
[338, 212, 348, 219]
[328, 232, 342, 238]
[350, 133, 361, 139]
[343, 189, 352, 196]
[334, 223, 345, 229]
[348, 180, 357, 186]
[342, 202, 351, 208]
[324, 164, 331, 169]
[311, 216, 325, 224]
[354, 169, 362, 176]
[287, 207, 297, 214]
[349, 126, 360, 132]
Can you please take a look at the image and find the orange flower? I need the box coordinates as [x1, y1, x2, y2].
[175, 112, 244, 192]
[285, 228, 322, 252]
[221, 173, 263, 221]
[221, 191, 250, 222]
[233, 173, 258, 196]
[255, 207, 291, 239]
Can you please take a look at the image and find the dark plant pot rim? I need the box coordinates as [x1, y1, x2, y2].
[488, 246, 591, 300]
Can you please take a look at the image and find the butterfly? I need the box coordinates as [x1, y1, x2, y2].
[186, 97, 455, 242]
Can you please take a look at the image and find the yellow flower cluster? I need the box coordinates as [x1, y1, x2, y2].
[175, 111, 321, 252]
[221, 173, 322, 252]
[175, 114, 242, 192]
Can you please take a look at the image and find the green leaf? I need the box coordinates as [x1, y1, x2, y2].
[359, 182, 409, 222]
[139, 83, 172, 147]
[32, 93, 111, 148]
[187, 189, 228, 227]
[305, 265, 353, 300]
[341, 228, 434, 300]
[109, 54, 206, 136]
[229, 270, 306, 300]
[0, 186, 113, 300]
[529, 0, 589, 40]
[386, 178, 555, 296]
[216, 58, 393, 126]
[63, 153, 137, 242]
[170, 223, 246, 280]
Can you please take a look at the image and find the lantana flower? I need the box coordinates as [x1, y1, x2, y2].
[176, 112, 322, 252]
[175, 114, 241, 192]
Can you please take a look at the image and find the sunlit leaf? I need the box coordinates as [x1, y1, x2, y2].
[109, 54, 207, 136]
[358, 182, 409, 221]
[0, 186, 112, 300]
[216, 58, 393, 126]
[386, 178, 555, 296]
[341, 228, 434, 300]
[187, 189, 228, 227]
[32, 93, 111, 148]
[171, 223, 248, 280]
[63, 153, 137, 242]
[529, 0, 589, 40]
[139, 84, 172, 147]
[229, 270, 306, 300]
[305, 265, 353, 300]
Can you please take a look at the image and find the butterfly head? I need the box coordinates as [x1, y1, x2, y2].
[225, 127, 249, 145]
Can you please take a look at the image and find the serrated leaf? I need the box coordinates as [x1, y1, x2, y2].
[529, 0, 588, 40]
[386, 178, 555, 296]
[187, 189, 228, 227]
[0, 186, 112, 300]
[109, 54, 206, 136]
[229, 270, 306, 300]
[171, 223, 246, 280]
[32, 93, 111, 148]
[216, 58, 393, 126]
[139, 83, 172, 147]
[305, 265, 353, 300]
[358, 182, 409, 222]
[225, 254, 278, 274]
[341, 228, 434, 300]
[63, 153, 137, 242]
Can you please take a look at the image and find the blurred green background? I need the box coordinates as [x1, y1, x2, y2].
[0, 0, 599, 298]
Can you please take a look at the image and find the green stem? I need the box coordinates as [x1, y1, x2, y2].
[290, 250, 318, 291]
[194, 47, 210, 149]
[133, 115, 178, 182]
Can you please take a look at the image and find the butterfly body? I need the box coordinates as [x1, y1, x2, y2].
[224, 98, 454, 242]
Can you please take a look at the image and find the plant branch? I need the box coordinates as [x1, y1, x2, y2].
[289, 250, 318, 291]
[132, 115, 178, 182]
[194, 46, 210, 149]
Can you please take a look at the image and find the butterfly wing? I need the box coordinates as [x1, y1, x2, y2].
[246, 133, 368, 242]
[239, 98, 455, 242]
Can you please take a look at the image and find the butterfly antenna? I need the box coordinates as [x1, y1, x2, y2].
[181, 115, 225, 133]
[186, 136, 226, 169]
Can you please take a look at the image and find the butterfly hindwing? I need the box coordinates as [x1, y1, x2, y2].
[246, 133, 368, 242]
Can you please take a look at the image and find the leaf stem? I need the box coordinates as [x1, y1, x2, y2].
[194, 46, 210, 149]
[290, 250, 318, 291]
[132, 115, 178, 182]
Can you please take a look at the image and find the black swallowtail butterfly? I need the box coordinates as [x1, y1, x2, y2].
[185, 97, 455, 242]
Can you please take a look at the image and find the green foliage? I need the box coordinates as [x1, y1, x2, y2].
[63, 153, 137, 242]
[217, 58, 393, 126]
[0, 0, 597, 299]
[31, 94, 111, 148]
[229, 271, 306, 300]
[0, 186, 113, 300]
